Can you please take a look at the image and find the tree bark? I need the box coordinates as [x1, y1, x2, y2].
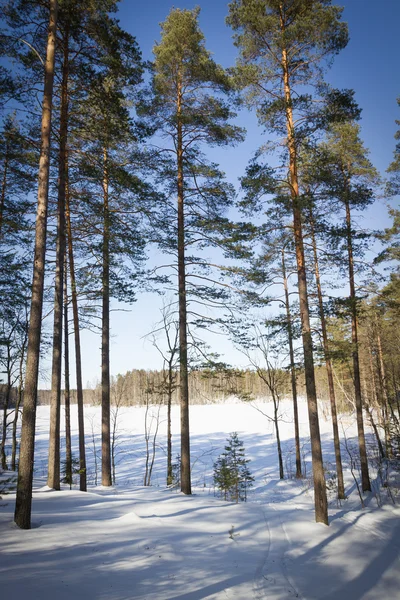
[281, 247, 302, 478]
[374, 320, 393, 456]
[367, 409, 385, 461]
[167, 368, 173, 485]
[309, 209, 345, 499]
[273, 397, 284, 480]
[392, 363, 400, 417]
[101, 146, 112, 487]
[63, 252, 72, 487]
[0, 142, 9, 238]
[177, 73, 191, 495]
[11, 330, 27, 472]
[1, 341, 12, 470]
[111, 403, 118, 485]
[280, 9, 328, 524]
[14, 0, 58, 529]
[47, 26, 69, 490]
[344, 192, 371, 491]
[66, 170, 86, 491]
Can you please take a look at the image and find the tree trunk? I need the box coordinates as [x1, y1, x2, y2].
[11, 330, 27, 471]
[344, 193, 371, 492]
[280, 10, 328, 524]
[177, 73, 191, 495]
[374, 321, 393, 456]
[47, 27, 69, 490]
[273, 398, 284, 480]
[375, 323, 389, 405]
[392, 363, 400, 417]
[281, 247, 302, 478]
[309, 209, 345, 499]
[167, 369, 173, 485]
[64, 253, 72, 487]
[1, 346, 11, 470]
[14, 0, 58, 529]
[149, 404, 161, 486]
[66, 170, 86, 491]
[101, 146, 112, 487]
[367, 407, 385, 460]
[0, 143, 9, 238]
[111, 405, 118, 485]
[389, 362, 400, 415]
[144, 387, 150, 486]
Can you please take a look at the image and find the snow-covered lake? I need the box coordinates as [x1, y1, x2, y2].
[1, 400, 399, 599]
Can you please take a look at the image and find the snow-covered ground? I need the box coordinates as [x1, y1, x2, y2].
[1, 400, 399, 599]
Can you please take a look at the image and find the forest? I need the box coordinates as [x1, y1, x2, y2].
[0, 0, 399, 552]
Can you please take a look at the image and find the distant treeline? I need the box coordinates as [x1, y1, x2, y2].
[0, 365, 358, 410]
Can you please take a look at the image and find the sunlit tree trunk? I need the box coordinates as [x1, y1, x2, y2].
[14, 0, 58, 529]
[0, 139, 9, 237]
[280, 10, 328, 523]
[176, 72, 191, 495]
[344, 188, 371, 492]
[101, 146, 112, 486]
[309, 209, 345, 499]
[281, 247, 302, 478]
[63, 253, 72, 486]
[48, 27, 69, 490]
[66, 171, 86, 491]
[374, 321, 393, 457]
[166, 364, 174, 485]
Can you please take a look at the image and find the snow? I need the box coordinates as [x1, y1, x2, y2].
[1, 400, 399, 599]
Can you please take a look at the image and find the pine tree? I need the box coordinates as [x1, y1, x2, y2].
[213, 432, 254, 503]
[64, 182, 87, 491]
[319, 121, 379, 492]
[144, 7, 244, 495]
[213, 455, 234, 501]
[46, 0, 132, 492]
[69, 18, 146, 487]
[14, 0, 58, 530]
[226, 0, 357, 525]
[230, 212, 303, 480]
[307, 199, 346, 499]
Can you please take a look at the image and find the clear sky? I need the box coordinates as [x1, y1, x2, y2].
[41, 0, 400, 388]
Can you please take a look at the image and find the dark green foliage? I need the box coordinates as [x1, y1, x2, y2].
[140, 7, 245, 315]
[213, 432, 254, 502]
[62, 7, 154, 309]
[0, 114, 36, 241]
[61, 455, 83, 490]
[380, 100, 400, 271]
[0, 113, 34, 433]
[226, 0, 355, 140]
[387, 97, 400, 196]
[376, 209, 400, 270]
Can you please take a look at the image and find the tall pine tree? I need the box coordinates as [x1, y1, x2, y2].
[227, 0, 353, 524]
[143, 8, 244, 495]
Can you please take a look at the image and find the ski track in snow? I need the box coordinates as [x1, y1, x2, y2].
[253, 505, 302, 600]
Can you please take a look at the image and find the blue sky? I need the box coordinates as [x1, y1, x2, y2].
[43, 0, 400, 387]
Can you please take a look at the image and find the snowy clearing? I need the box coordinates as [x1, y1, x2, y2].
[1, 400, 399, 599]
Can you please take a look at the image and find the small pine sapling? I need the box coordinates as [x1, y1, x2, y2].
[61, 456, 83, 490]
[214, 455, 234, 501]
[213, 433, 254, 502]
